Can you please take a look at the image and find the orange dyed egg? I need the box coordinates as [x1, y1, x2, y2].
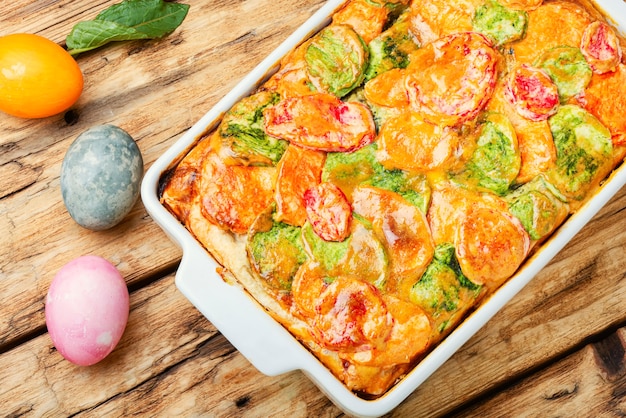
[0, 33, 83, 118]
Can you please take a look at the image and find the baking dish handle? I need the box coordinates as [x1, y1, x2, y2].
[174, 243, 311, 376]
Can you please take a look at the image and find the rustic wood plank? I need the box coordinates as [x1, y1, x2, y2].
[2, 0, 626, 416]
[451, 327, 626, 417]
[1, 0, 112, 43]
[0, 0, 325, 348]
[0, 188, 624, 416]
[0, 273, 342, 417]
[1, 227, 623, 417]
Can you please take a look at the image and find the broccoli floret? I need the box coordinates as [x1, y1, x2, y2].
[546, 105, 613, 201]
[323, 143, 379, 184]
[365, 11, 419, 80]
[410, 243, 482, 334]
[305, 24, 369, 97]
[454, 112, 521, 196]
[219, 90, 287, 166]
[247, 207, 308, 291]
[472, 0, 528, 46]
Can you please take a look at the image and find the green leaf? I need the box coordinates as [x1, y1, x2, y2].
[66, 20, 151, 55]
[96, 0, 190, 38]
[66, 0, 189, 56]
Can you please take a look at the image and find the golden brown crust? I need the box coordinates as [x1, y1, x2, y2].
[160, 0, 626, 398]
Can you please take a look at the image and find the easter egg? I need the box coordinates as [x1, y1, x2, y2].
[45, 255, 130, 366]
[0, 33, 84, 118]
[61, 124, 143, 230]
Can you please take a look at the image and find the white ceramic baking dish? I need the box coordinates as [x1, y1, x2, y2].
[141, 1, 626, 416]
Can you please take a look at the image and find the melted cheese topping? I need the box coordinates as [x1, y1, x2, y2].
[161, 0, 626, 398]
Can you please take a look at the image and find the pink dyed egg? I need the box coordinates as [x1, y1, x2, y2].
[45, 255, 129, 366]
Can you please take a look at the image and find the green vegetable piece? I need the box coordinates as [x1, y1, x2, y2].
[535, 46, 592, 103]
[302, 218, 388, 289]
[66, 0, 190, 56]
[546, 105, 613, 201]
[472, 0, 528, 46]
[383, 1, 410, 21]
[507, 175, 569, 240]
[219, 91, 287, 166]
[305, 24, 369, 97]
[410, 244, 482, 334]
[344, 87, 402, 131]
[323, 143, 431, 212]
[302, 221, 351, 272]
[364, 11, 419, 80]
[367, 169, 431, 213]
[247, 207, 307, 291]
[323, 143, 379, 185]
[456, 112, 521, 196]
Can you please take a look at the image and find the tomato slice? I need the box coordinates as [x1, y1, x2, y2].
[304, 182, 352, 242]
[363, 68, 410, 109]
[504, 64, 559, 121]
[455, 205, 530, 288]
[499, 0, 542, 9]
[376, 111, 462, 173]
[313, 276, 393, 351]
[160, 133, 214, 223]
[345, 295, 431, 367]
[199, 153, 275, 235]
[580, 21, 622, 75]
[275, 145, 326, 226]
[291, 261, 329, 319]
[263, 93, 376, 152]
[583, 64, 626, 146]
[332, 0, 389, 44]
[405, 32, 498, 126]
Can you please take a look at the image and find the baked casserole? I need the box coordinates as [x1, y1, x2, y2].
[159, 0, 626, 397]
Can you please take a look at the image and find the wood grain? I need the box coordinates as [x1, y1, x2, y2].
[0, 273, 342, 417]
[0, 0, 325, 348]
[451, 327, 626, 417]
[1, 0, 625, 416]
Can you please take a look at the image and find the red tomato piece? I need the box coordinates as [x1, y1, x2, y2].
[304, 182, 352, 242]
[275, 145, 326, 226]
[504, 64, 560, 121]
[291, 261, 329, 319]
[345, 295, 431, 367]
[580, 21, 622, 74]
[455, 205, 530, 288]
[405, 32, 498, 126]
[199, 153, 275, 235]
[376, 111, 462, 173]
[364, 68, 410, 109]
[263, 93, 376, 152]
[583, 64, 626, 146]
[332, 0, 389, 44]
[314, 276, 393, 351]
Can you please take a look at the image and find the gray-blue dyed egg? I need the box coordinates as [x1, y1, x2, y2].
[61, 125, 143, 230]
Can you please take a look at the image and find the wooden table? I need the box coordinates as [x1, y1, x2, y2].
[2, 1, 625, 416]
